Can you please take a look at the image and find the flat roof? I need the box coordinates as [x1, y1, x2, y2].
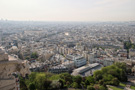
[73, 63, 99, 72]
[8, 55, 18, 61]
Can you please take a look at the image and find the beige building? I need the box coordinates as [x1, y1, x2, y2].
[0, 47, 31, 90]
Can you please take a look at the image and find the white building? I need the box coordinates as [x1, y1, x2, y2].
[66, 54, 86, 68]
[74, 57, 86, 68]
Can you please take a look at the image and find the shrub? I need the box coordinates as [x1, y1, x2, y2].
[72, 82, 79, 88]
[51, 80, 61, 89]
[29, 83, 36, 90]
[87, 85, 95, 90]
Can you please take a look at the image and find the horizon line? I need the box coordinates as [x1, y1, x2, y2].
[0, 19, 135, 23]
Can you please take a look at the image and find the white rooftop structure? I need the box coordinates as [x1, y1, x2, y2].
[71, 63, 102, 77]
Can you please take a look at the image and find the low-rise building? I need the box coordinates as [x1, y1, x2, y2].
[90, 57, 114, 66]
[71, 63, 102, 77]
[48, 65, 68, 74]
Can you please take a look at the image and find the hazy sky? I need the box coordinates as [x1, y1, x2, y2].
[0, 0, 135, 21]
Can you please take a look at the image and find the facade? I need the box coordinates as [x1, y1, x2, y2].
[66, 54, 86, 68]
[48, 60, 74, 74]
[56, 46, 69, 55]
[89, 57, 114, 66]
[74, 57, 86, 68]
[48, 65, 68, 74]
[62, 60, 74, 70]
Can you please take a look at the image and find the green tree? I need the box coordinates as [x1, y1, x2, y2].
[20, 77, 28, 90]
[60, 73, 73, 84]
[87, 76, 95, 84]
[87, 85, 95, 90]
[34, 73, 45, 90]
[29, 72, 37, 82]
[85, 79, 90, 86]
[124, 41, 132, 59]
[132, 44, 135, 49]
[31, 52, 38, 59]
[127, 68, 132, 74]
[111, 78, 120, 86]
[103, 74, 114, 82]
[59, 79, 64, 88]
[93, 62, 127, 86]
[29, 83, 36, 90]
[99, 85, 107, 90]
[72, 82, 79, 89]
[98, 80, 104, 85]
[44, 80, 52, 90]
[124, 41, 132, 49]
[115, 62, 126, 71]
[93, 70, 103, 81]
[94, 84, 100, 90]
[51, 80, 61, 89]
[73, 75, 82, 85]
[85, 76, 95, 86]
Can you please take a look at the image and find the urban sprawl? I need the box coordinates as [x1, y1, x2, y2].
[0, 21, 135, 90]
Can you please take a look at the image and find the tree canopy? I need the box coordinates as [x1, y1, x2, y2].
[20, 62, 127, 90]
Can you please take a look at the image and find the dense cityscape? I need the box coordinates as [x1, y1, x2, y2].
[0, 20, 135, 90]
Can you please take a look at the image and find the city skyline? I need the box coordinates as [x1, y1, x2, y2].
[0, 0, 135, 21]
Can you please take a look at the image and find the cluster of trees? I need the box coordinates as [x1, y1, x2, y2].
[20, 62, 127, 90]
[124, 41, 135, 50]
[31, 52, 39, 59]
[25, 52, 39, 60]
[124, 41, 135, 58]
[93, 63, 127, 86]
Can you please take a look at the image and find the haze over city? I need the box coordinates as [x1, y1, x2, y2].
[1, 0, 135, 90]
[0, 0, 135, 21]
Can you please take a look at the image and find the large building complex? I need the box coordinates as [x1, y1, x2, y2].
[66, 54, 87, 68]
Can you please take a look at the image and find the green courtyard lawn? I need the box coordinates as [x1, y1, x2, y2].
[109, 86, 123, 90]
[119, 82, 126, 87]
[109, 83, 135, 90]
[131, 85, 135, 90]
[109, 82, 125, 90]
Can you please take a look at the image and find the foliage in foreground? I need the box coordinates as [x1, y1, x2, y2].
[20, 62, 127, 90]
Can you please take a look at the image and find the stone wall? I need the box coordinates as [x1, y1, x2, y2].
[0, 54, 8, 61]
[0, 60, 31, 90]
